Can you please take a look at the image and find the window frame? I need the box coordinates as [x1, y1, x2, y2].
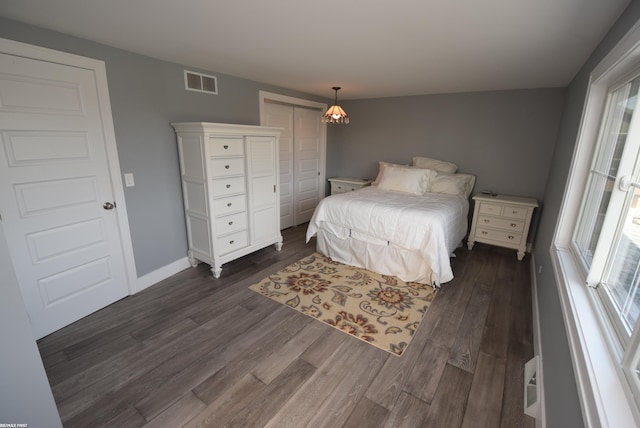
[552, 20, 640, 427]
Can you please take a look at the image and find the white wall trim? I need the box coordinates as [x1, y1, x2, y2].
[0, 37, 139, 293]
[134, 257, 191, 294]
[258, 90, 327, 114]
[530, 253, 546, 428]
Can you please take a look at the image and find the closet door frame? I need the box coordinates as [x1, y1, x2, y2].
[258, 91, 327, 225]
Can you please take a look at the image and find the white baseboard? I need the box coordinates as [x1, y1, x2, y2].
[133, 256, 191, 294]
[529, 253, 546, 428]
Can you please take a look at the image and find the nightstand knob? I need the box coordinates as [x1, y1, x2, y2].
[483, 219, 489, 223]
[225, 165, 230, 169]
[226, 184, 231, 188]
[229, 240, 234, 244]
[482, 231, 488, 235]
[228, 221, 233, 226]
[227, 202, 232, 207]
[511, 223, 517, 228]
[223, 145, 229, 149]
[508, 235, 514, 240]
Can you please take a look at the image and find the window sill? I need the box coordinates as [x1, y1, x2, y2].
[551, 245, 637, 427]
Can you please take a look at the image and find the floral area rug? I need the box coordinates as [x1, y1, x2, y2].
[249, 252, 437, 356]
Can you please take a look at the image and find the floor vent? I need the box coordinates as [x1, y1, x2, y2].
[524, 356, 541, 419]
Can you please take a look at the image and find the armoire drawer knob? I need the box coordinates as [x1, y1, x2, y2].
[228, 221, 233, 226]
[223, 145, 229, 149]
[229, 240, 234, 244]
[225, 165, 230, 169]
[226, 184, 231, 188]
[227, 202, 232, 207]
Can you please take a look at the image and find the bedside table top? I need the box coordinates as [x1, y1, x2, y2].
[472, 193, 538, 207]
[328, 177, 373, 185]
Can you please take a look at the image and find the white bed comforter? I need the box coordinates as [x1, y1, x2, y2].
[306, 186, 469, 284]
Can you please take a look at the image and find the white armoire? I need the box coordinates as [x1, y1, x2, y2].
[172, 122, 282, 278]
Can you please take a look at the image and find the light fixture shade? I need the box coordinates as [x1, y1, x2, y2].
[322, 87, 349, 124]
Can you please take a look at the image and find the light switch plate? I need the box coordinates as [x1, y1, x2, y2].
[124, 173, 135, 187]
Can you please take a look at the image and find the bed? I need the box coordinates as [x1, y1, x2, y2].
[306, 157, 474, 286]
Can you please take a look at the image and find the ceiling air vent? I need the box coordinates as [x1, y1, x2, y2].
[184, 70, 218, 95]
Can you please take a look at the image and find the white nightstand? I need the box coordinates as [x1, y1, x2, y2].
[467, 193, 538, 260]
[328, 177, 372, 195]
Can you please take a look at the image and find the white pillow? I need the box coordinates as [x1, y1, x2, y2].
[413, 156, 458, 174]
[429, 173, 476, 197]
[372, 161, 406, 186]
[376, 165, 436, 195]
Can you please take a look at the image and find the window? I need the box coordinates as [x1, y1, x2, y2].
[184, 70, 217, 95]
[573, 75, 640, 342]
[552, 22, 640, 427]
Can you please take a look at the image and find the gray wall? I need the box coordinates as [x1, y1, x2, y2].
[327, 88, 566, 243]
[0, 17, 327, 277]
[533, 1, 640, 426]
[0, 226, 62, 427]
[329, 89, 565, 204]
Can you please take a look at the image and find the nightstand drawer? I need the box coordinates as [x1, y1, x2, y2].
[502, 205, 528, 220]
[476, 227, 523, 245]
[479, 203, 504, 216]
[331, 182, 360, 193]
[477, 215, 525, 232]
[328, 177, 372, 195]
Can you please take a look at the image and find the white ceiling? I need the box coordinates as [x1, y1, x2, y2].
[0, 0, 631, 99]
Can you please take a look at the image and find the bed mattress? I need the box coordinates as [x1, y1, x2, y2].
[306, 186, 469, 285]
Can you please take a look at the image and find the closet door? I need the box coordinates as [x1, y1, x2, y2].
[293, 107, 323, 224]
[263, 103, 294, 229]
[263, 103, 324, 228]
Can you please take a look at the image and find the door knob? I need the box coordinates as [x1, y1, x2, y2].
[103, 202, 115, 210]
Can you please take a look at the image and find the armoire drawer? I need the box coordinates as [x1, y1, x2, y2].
[212, 176, 246, 197]
[215, 212, 247, 235]
[217, 230, 248, 255]
[209, 137, 244, 156]
[210, 157, 245, 177]
[213, 194, 246, 215]
[477, 215, 525, 232]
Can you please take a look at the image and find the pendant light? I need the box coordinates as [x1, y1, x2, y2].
[322, 87, 349, 124]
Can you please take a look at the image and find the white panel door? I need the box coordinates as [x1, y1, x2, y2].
[263, 102, 323, 227]
[293, 106, 323, 224]
[0, 52, 130, 338]
[263, 102, 294, 229]
[247, 136, 279, 244]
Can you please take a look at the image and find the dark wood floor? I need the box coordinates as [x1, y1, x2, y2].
[37, 225, 535, 427]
